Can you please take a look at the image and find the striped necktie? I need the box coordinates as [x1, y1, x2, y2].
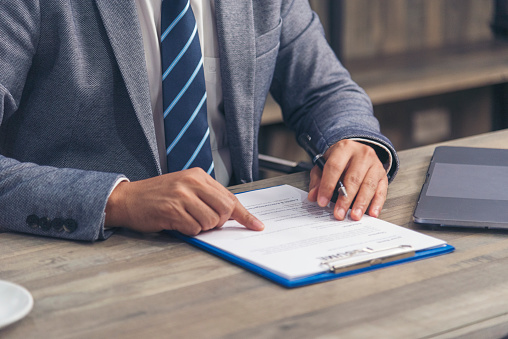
[160, 0, 215, 177]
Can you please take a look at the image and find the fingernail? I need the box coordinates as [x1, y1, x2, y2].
[318, 196, 328, 207]
[336, 208, 346, 220]
[371, 207, 380, 218]
[308, 187, 316, 201]
[354, 208, 363, 219]
[253, 219, 265, 231]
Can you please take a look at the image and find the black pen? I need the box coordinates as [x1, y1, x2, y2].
[298, 134, 348, 199]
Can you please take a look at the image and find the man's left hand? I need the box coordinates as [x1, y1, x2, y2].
[307, 139, 388, 221]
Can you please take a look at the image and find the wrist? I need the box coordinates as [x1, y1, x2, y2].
[105, 180, 129, 228]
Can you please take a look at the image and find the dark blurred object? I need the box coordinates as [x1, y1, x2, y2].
[492, 0, 508, 39]
[492, 1, 508, 131]
[258, 154, 313, 174]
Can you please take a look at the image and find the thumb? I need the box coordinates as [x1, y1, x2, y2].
[230, 200, 264, 231]
[308, 165, 322, 202]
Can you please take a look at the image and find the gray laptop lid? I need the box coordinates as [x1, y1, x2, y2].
[413, 146, 508, 229]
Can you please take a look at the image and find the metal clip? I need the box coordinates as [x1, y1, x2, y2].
[320, 244, 415, 274]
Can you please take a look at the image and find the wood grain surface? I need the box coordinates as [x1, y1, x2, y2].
[341, 0, 493, 60]
[347, 42, 508, 106]
[2, 130, 508, 339]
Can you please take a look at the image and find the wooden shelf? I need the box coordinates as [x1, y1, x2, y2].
[261, 41, 508, 125]
[347, 41, 508, 106]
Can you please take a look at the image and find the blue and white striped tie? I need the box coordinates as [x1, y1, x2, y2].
[161, 0, 215, 177]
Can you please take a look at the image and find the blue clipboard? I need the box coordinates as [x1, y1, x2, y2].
[167, 230, 454, 288]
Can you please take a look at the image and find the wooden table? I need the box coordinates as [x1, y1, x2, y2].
[2, 130, 508, 338]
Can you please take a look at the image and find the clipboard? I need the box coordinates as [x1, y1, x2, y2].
[168, 231, 454, 288]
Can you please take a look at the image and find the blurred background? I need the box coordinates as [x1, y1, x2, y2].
[259, 0, 508, 178]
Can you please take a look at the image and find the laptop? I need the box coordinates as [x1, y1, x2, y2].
[413, 146, 508, 229]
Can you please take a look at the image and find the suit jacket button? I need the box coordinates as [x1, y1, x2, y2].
[26, 214, 39, 228]
[51, 218, 64, 232]
[63, 219, 78, 233]
[39, 217, 51, 231]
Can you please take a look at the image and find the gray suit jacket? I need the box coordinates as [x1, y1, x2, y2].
[0, 0, 399, 241]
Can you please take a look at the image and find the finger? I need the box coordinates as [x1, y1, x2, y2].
[183, 169, 263, 231]
[317, 152, 349, 207]
[367, 176, 388, 218]
[179, 169, 239, 227]
[169, 169, 230, 232]
[349, 167, 385, 221]
[230, 200, 264, 231]
[197, 186, 237, 227]
[333, 159, 370, 220]
[185, 199, 221, 231]
[333, 190, 350, 221]
[169, 211, 204, 236]
[308, 165, 322, 202]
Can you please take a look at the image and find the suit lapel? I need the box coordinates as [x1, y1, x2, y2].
[95, 0, 161, 174]
[215, 0, 256, 183]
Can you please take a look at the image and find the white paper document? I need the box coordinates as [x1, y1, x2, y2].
[195, 185, 447, 280]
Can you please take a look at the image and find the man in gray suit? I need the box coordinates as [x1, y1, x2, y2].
[0, 0, 398, 241]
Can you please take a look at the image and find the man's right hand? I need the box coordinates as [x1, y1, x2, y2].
[104, 168, 264, 236]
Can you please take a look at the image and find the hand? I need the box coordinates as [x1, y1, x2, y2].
[105, 168, 264, 236]
[307, 139, 388, 221]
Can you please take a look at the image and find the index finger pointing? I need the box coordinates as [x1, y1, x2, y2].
[230, 200, 265, 231]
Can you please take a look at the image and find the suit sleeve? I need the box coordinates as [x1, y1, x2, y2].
[269, 0, 399, 182]
[0, 2, 126, 241]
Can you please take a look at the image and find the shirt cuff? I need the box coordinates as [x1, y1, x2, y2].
[104, 177, 130, 231]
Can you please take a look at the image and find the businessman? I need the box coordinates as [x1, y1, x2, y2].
[0, 0, 399, 241]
